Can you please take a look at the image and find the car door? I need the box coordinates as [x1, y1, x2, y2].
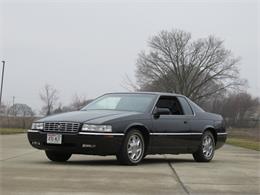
[151, 96, 193, 153]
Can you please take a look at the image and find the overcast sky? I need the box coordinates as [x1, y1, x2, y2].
[1, 0, 259, 113]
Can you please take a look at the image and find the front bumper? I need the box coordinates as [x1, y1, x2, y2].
[27, 130, 124, 155]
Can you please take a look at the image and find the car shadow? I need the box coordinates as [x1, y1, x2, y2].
[143, 157, 195, 164]
[33, 156, 195, 166]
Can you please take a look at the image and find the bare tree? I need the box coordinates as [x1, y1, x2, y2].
[203, 92, 260, 127]
[8, 103, 34, 117]
[40, 84, 59, 116]
[6, 103, 35, 128]
[121, 74, 139, 92]
[135, 29, 245, 102]
[49, 95, 92, 114]
[0, 101, 8, 116]
[0, 101, 12, 127]
[222, 93, 259, 127]
[70, 94, 92, 111]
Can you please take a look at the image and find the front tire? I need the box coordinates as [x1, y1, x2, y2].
[45, 150, 72, 162]
[193, 131, 215, 162]
[116, 130, 145, 165]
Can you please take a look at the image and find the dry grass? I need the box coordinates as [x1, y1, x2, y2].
[226, 137, 260, 151]
[227, 128, 260, 151]
[227, 127, 259, 141]
[0, 128, 27, 135]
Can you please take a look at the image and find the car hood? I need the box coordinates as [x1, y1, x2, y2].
[37, 110, 140, 124]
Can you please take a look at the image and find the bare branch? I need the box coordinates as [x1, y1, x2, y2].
[40, 84, 59, 116]
[134, 29, 245, 102]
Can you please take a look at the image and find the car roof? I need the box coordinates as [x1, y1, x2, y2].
[103, 91, 186, 97]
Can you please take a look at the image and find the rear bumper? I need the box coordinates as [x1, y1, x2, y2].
[216, 133, 227, 149]
[27, 130, 124, 155]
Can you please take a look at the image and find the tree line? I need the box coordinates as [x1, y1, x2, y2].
[0, 87, 92, 128]
[39, 84, 93, 115]
[0, 87, 92, 118]
[201, 92, 259, 128]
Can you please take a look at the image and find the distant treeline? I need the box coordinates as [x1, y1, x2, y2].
[200, 92, 260, 128]
[0, 116, 38, 129]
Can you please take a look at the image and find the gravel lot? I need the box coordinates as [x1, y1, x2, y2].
[0, 134, 259, 195]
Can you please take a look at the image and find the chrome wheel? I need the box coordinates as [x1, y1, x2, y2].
[202, 135, 213, 158]
[117, 130, 145, 165]
[193, 131, 215, 162]
[127, 134, 143, 162]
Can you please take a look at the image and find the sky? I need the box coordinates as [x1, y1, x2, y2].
[1, 0, 259, 113]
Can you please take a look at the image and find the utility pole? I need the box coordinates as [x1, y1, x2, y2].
[12, 96, 15, 107]
[11, 96, 16, 116]
[0, 61, 5, 107]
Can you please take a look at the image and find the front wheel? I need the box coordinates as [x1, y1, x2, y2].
[116, 130, 145, 165]
[193, 131, 215, 162]
[45, 150, 72, 162]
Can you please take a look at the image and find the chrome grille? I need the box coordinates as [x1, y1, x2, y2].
[44, 122, 80, 133]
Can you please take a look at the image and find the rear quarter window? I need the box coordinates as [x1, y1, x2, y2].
[177, 97, 194, 115]
[187, 98, 205, 113]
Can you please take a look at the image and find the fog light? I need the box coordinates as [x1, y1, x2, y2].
[82, 144, 96, 148]
[32, 141, 40, 145]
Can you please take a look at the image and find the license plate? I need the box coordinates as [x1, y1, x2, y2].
[47, 133, 62, 144]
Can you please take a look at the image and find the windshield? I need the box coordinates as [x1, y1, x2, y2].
[82, 93, 156, 113]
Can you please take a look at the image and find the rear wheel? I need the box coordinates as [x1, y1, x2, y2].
[116, 130, 145, 165]
[45, 150, 72, 162]
[193, 131, 215, 162]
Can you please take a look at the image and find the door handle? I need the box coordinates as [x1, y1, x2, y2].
[184, 121, 188, 124]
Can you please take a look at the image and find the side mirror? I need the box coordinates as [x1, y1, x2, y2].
[153, 107, 171, 118]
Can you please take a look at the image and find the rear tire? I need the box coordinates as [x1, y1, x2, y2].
[193, 131, 215, 162]
[116, 129, 145, 165]
[45, 150, 72, 162]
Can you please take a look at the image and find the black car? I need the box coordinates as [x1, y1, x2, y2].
[28, 92, 227, 165]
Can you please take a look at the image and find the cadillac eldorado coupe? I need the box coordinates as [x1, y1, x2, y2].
[27, 92, 227, 165]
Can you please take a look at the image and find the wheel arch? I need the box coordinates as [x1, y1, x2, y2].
[203, 126, 217, 145]
[124, 123, 150, 153]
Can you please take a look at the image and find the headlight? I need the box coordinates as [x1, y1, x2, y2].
[81, 124, 112, 132]
[31, 122, 44, 130]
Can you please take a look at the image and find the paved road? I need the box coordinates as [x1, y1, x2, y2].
[0, 134, 259, 195]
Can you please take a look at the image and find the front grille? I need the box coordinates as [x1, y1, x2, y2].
[44, 122, 80, 133]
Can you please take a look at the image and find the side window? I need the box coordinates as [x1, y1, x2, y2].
[155, 96, 184, 115]
[178, 97, 193, 115]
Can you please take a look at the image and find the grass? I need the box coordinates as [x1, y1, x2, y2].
[226, 137, 260, 151]
[0, 128, 27, 135]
